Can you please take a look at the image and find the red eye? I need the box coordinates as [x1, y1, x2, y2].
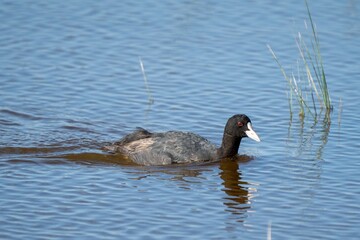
[237, 121, 243, 127]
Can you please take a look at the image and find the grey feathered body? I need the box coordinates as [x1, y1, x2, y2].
[104, 128, 218, 165]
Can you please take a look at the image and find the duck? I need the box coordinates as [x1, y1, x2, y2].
[104, 114, 260, 165]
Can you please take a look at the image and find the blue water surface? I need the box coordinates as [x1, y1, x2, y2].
[1, 0, 360, 239]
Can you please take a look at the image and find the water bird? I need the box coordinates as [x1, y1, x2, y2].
[104, 114, 260, 165]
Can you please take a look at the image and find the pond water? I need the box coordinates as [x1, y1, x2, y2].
[1, 0, 360, 239]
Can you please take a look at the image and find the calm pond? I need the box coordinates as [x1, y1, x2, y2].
[1, 0, 360, 239]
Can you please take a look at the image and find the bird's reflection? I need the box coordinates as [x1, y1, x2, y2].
[56, 150, 257, 222]
[219, 156, 255, 222]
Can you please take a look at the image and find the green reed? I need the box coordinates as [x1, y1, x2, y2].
[268, 0, 331, 121]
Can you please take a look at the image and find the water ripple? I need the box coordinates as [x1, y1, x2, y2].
[1, 0, 360, 239]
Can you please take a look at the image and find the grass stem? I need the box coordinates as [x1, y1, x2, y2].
[139, 57, 154, 105]
[268, 0, 331, 121]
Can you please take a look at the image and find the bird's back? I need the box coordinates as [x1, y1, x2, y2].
[104, 128, 218, 165]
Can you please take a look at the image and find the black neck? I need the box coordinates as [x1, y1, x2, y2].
[218, 132, 242, 158]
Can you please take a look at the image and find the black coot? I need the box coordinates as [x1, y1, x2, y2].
[104, 114, 260, 165]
